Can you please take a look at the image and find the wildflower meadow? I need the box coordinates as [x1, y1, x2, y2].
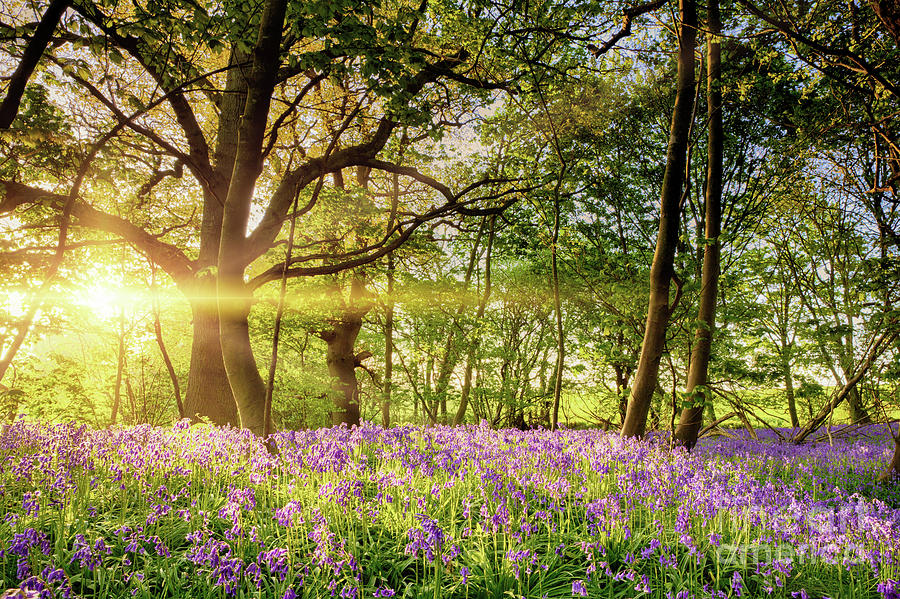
[0, 419, 897, 598]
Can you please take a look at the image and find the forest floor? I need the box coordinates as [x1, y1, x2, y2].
[0, 420, 897, 599]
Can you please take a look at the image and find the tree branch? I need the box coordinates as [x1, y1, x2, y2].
[0, 0, 69, 128]
[587, 0, 667, 57]
[0, 180, 195, 284]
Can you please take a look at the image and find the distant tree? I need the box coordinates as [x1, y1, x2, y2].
[2, 0, 586, 431]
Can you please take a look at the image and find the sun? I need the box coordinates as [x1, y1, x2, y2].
[72, 283, 158, 322]
[78, 283, 126, 320]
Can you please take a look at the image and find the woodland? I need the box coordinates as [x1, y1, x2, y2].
[3, 0, 900, 458]
[2, 0, 900, 597]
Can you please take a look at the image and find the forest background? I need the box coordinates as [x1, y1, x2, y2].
[1, 0, 899, 461]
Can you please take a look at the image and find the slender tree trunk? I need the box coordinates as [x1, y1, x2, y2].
[674, 0, 722, 449]
[383, 254, 394, 428]
[381, 154, 403, 428]
[0, 302, 40, 385]
[111, 306, 126, 426]
[152, 302, 184, 419]
[433, 219, 485, 412]
[783, 344, 799, 428]
[793, 329, 899, 443]
[550, 178, 566, 430]
[0, 0, 69, 129]
[424, 356, 436, 425]
[125, 375, 138, 424]
[263, 188, 303, 444]
[621, 0, 697, 438]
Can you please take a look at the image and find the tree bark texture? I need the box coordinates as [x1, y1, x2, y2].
[217, 0, 287, 435]
[323, 277, 372, 426]
[621, 0, 697, 438]
[183, 296, 239, 425]
[674, 0, 722, 449]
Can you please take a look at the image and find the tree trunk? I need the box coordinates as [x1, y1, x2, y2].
[383, 254, 394, 428]
[216, 0, 286, 436]
[322, 278, 371, 426]
[705, 397, 717, 422]
[325, 323, 363, 426]
[881, 437, 900, 482]
[550, 182, 565, 431]
[263, 179, 309, 443]
[432, 219, 485, 418]
[172, 44, 244, 428]
[152, 294, 184, 419]
[846, 385, 872, 424]
[674, 0, 722, 449]
[793, 328, 899, 443]
[424, 355, 436, 425]
[125, 375, 138, 424]
[183, 295, 238, 426]
[782, 343, 799, 428]
[217, 296, 268, 433]
[0, 0, 69, 129]
[621, 0, 697, 438]
[111, 306, 126, 426]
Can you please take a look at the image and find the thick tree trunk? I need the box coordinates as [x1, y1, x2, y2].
[621, 0, 697, 438]
[872, 0, 900, 44]
[172, 44, 244, 428]
[846, 385, 872, 424]
[216, 0, 286, 436]
[322, 278, 370, 426]
[183, 296, 238, 426]
[674, 0, 722, 449]
[218, 297, 268, 434]
[325, 323, 363, 426]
